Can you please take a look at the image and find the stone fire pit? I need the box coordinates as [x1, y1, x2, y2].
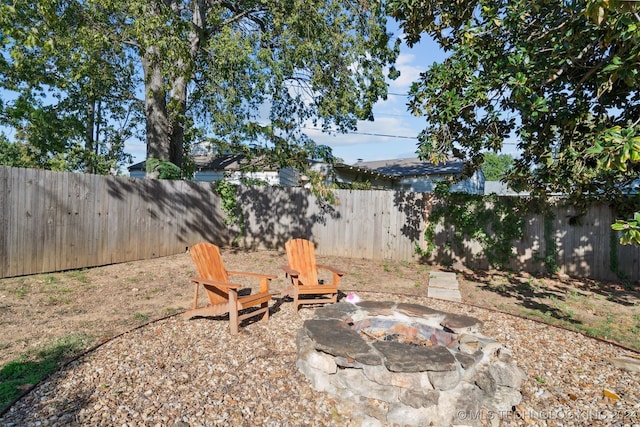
[296, 301, 524, 426]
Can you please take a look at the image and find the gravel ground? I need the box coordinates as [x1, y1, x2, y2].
[1, 292, 639, 427]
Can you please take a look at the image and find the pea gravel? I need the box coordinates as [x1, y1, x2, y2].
[1, 293, 639, 427]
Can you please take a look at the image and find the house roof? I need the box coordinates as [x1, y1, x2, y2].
[128, 154, 278, 172]
[352, 157, 465, 178]
[128, 154, 467, 179]
[332, 162, 397, 181]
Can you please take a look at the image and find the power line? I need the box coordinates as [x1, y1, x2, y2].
[373, 112, 415, 118]
[302, 126, 417, 139]
[302, 126, 520, 145]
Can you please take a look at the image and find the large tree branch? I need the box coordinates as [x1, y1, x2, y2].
[210, 2, 268, 34]
[578, 43, 631, 90]
[542, 42, 596, 88]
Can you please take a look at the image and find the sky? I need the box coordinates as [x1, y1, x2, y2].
[302, 28, 523, 165]
[125, 28, 449, 167]
[0, 18, 520, 170]
[301, 32, 448, 166]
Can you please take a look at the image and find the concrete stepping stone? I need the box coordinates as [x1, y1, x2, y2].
[427, 271, 461, 302]
[428, 271, 459, 289]
[427, 287, 462, 302]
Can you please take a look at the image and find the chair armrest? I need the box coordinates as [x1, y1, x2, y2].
[227, 271, 275, 293]
[317, 264, 346, 276]
[190, 276, 241, 291]
[280, 265, 300, 277]
[227, 270, 277, 280]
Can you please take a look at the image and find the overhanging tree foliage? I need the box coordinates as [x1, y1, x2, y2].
[389, 0, 639, 244]
[0, 1, 399, 177]
[481, 152, 513, 181]
[0, 1, 137, 173]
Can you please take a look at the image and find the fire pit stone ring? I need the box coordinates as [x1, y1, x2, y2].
[296, 301, 525, 426]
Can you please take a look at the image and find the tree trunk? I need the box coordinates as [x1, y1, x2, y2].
[85, 99, 95, 174]
[141, 0, 206, 173]
[95, 101, 101, 156]
[164, 0, 204, 170]
[142, 47, 170, 170]
[169, 77, 185, 169]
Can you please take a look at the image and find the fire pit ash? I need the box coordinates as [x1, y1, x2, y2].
[296, 301, 525, 426]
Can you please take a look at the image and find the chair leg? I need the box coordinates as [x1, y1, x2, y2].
[191, 282, 200, 309]
[228, 290, 239, 335]
[261, 302, 269, 322]
[293, 293, 300, 314]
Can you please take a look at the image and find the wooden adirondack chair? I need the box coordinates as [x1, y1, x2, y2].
[184, 242, 275, 334]
[281, 238, 345, 312]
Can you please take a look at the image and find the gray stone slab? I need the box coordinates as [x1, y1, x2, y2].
[610, 356, 640, 372]
[440, 313, 483, 333]
[304, 320, 369, 354]
[396, 303, 444, 318]
[429, 271, 458, 279]
[371, 341, 457, 373]
[427, 287, 462, 302]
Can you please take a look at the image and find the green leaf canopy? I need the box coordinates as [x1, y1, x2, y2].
[0, 0, 400, 176]
[389, 0, 640, 206]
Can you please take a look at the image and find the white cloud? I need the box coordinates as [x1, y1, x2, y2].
[126, 35, 448, 167]
[127, 140, 147, 166]
[389, 53, 424, 91]
[307, 116, 416, 147]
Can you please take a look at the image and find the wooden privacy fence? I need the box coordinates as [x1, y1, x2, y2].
[1, 166, 638, 281]
[1, 167, 230, 277]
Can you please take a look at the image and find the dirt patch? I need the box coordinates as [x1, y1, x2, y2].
[1, 248, 639, 367]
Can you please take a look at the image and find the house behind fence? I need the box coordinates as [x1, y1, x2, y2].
[1, 166, 638, 281]
[129, 154, 485, 194]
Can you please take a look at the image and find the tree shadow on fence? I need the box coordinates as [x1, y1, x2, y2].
[235, 185, 340, 252]
[392, 190, 426, 243]
[105, 177, 230, 257]
[3, 165, 339, 277]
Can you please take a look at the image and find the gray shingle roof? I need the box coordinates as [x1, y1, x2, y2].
[128, 154, 277, 172]
[129, 155, 465, 179]
[353, 158, 464, 177]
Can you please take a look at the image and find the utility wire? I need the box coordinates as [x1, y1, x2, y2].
[302, 126, 416, 139]
[302, 126, 520, 145]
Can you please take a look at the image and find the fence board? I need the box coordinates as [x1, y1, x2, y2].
[94, 174, 110, 267]
[10, 168, 26, 276]
[371, 191, 383, 259]
[0, 167, 7, 275]
[40, 169, 55, 272]
[33, 169, 46, 272]
[9, 167, 21, 276]
[1, 166, 638, 282]
[63, 172, 78, 269]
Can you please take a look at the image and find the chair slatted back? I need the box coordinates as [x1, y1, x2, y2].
[190, 242, 228, 305]
[285, 238, 319, 286]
